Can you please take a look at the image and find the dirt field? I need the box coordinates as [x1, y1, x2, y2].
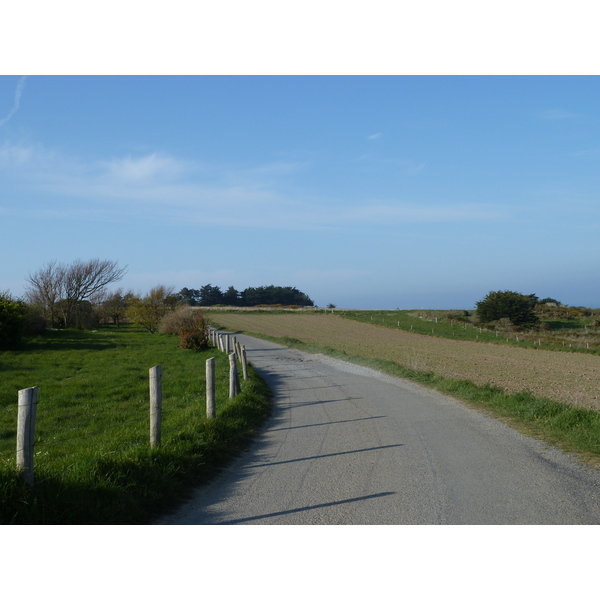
[208, 312, 600, 412]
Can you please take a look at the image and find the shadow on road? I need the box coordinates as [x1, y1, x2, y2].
[270, 415, 387, 432]
[220, 491, 397, 524]
[245, 444, 404, 469]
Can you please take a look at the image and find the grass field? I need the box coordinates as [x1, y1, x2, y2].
[207, 310, 600, 467]
[0, 325, 271, 524]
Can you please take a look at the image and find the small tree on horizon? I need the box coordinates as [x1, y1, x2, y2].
[476, 290, 539, 327]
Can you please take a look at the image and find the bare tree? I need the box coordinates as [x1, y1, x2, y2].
[25, 260, 66, 327]
[26, 259, 127, 328]
[62, 259, 128, 328]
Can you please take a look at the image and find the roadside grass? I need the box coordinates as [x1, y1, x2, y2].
[337, 309, 600, 354]
[0, 325, 271, 524]
[212, 323, 600, 468]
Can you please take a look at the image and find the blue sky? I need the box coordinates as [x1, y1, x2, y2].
[2, 74, 599, 309]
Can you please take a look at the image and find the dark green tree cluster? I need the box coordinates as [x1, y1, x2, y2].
[0, 291, 42, 349]
[0, 292, 28, 349]
[476, 290, 540, 327]
[177, 284, 314, 307]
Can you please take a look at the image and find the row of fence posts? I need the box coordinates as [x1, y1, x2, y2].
[15, 328, 248, 486]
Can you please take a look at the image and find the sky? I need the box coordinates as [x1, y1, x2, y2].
[2, 8, 600, 310]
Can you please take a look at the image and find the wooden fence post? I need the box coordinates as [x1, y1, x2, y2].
[241, 345, 249, 380]
[206, 357, 216, 419]
[149, 365, 162, 447]
[229, 353, 240, 398]
[17, 386, 38, 486]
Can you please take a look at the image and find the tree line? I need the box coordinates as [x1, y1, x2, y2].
[177, 284, 314, 307]
[0, 259, 315, 349]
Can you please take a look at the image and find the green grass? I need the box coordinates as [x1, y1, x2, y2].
[337, 309, 600, 354]
[216, 325, 600, 468]
[0, 325, 271, 524]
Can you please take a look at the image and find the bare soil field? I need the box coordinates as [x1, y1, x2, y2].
[208, 312, 600, 413]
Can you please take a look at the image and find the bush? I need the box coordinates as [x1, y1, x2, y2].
[127, 285, 178, 333]
[476, 290, 539, 327]
[0, 292, 29, 349]
[158, 306, 209, 351]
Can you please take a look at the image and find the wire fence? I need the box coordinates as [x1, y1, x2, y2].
[3, 329, 249, 487]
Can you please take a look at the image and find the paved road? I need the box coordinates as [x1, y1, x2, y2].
[156, 334, 600, 524]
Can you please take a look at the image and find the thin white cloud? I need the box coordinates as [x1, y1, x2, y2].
[538, 108, 581, 120]
[0, 76, 27, 128]
[402, 160, 426, 176]
[1, 141, 507, 230]
[0, 139, 34, 165]
[342, 202, 506, 224]
[367, 132, 382, 140]
[101, 153, 193, 183]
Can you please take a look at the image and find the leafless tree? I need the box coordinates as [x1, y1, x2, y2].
[62, 259, 128, 327]
[25, 260, 66, 327]
[26, 259, 127, 328]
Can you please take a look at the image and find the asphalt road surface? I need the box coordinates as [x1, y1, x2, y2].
[156, 334, 600, 525]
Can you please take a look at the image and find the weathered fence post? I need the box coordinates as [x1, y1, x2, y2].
[241, 344, 249, 381]
[206, 357, 216, 419]
[149, 365, 162, 447]
[229, 353, 240, 398]
[17, 386, 38, 486]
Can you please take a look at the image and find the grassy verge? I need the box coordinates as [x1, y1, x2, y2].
[212, 324, 600, 469]
[0, 325, 271, 524]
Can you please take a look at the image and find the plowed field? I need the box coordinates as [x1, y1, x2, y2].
[209, 312, 600, 412]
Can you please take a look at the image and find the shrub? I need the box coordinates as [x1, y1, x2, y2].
[487, 317, 514, 331]
[127, 285, 178, 333]
[455, 315, 472, 324]
[158, 306, 209, 351]
[0, 292, 29, 349]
